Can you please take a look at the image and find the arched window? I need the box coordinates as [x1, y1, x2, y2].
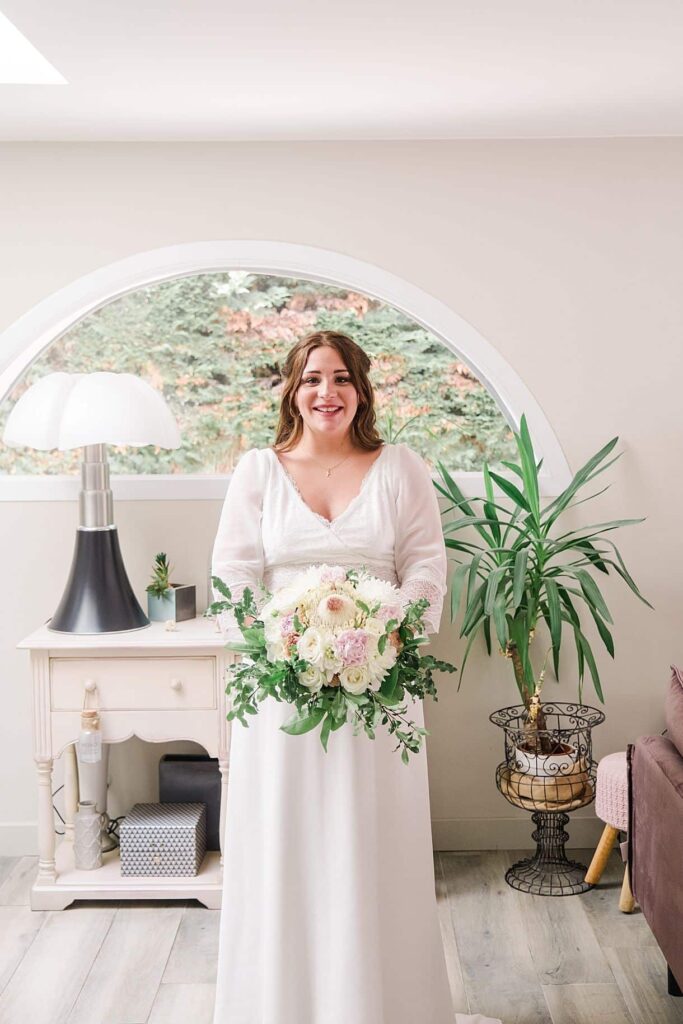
[0, 271, 517, 477]
[0, 241, 570, 499]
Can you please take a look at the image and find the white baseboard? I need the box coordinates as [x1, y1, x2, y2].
[433, 815, 604, 851]
[2, 818, 604, 858]
[0, 823, 38, 857]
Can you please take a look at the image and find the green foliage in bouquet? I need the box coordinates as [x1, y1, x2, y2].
[207, 574, 457, 764]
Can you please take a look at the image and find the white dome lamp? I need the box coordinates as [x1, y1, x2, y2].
[3, 372, 182, 633]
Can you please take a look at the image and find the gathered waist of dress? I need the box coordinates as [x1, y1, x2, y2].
[263, 558, 399, 594]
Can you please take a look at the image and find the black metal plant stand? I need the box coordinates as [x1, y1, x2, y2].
[490, 702, 605, 897]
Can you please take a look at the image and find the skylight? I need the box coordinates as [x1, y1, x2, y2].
[0, 11, 67, 85]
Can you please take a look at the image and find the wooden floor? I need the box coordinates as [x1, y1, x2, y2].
[0, 850, 680, 1024]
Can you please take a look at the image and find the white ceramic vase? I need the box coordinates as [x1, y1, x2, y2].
[514, 743, 577, 777]
[74, 800, 103, 870]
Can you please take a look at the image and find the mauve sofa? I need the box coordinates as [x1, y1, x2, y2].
[629, 665, 683, 997]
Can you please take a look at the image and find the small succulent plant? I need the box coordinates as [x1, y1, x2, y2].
[146, 552, 173, 599]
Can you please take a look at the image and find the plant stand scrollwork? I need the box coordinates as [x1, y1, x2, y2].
[491, 701, 605, 896]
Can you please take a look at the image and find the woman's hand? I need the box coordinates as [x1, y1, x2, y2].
[243, 614, 256, 628]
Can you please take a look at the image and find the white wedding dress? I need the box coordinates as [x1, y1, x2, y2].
[211, 443, 500, 1024]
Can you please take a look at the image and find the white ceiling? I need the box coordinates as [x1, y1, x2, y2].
[2, 0, 683, 140]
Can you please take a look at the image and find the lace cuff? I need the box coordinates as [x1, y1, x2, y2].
[399, 577, 444, 634]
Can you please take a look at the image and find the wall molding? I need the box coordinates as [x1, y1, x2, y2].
[3, 816, 602, 857]
[432, 814, 603, 852]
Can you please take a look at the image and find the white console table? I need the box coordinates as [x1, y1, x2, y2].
[18, 616, 234, 911]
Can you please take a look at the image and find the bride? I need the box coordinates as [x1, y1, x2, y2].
[211, 330, 501, 1024]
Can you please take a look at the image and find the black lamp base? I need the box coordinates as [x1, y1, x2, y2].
[49, 527, 149, 634]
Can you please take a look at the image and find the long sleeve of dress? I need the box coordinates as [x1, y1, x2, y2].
[394, 444, 448, 635]
[211, 448, 267, 639]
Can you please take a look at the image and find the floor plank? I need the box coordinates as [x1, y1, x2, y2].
[0, 906, 115, 1024]
[0, 857, 37, 907]
[147, 982, 216, 1023]
[162, 906, 220, 984]
[605, 947, 683, 1024]
[441, 851, 552, 1024]
[0, 859, 19, 889]
[67, 905, 183, 1024]
[434, 852, 469, 1015]
[518, 886, 613, 985]
[542, 982, 634, 1024]
[0, 907, 45, 994]
[577, 849, 657, 950]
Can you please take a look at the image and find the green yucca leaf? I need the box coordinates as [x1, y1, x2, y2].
[544, 578, 562, 674]
[492, 592, 509, 648]
[574, 628, 604, 702]
[483, 617, 492, 656]
[487, 470, 531, 513]
[573, 569, 613, 623]
[449, 563, 471, 621]
[587, 604, 615, 658]
[512, 548, 528, 610]
[541, 437, 620, 530]
[517, 414, 541, 525]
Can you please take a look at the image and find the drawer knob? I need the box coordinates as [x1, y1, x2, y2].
[84, 679, 97, 693]
[170, 678, 183, 691]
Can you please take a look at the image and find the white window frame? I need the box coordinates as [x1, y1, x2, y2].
[0, 240, 571, 501]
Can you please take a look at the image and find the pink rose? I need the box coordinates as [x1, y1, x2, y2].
[334, 628, 369, 667]
[377, 603, 404, 625]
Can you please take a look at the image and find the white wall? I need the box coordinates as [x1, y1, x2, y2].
[1, 140, 681, 854]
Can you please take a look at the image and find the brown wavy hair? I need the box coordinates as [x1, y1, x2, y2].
[273, 331, 384, 453]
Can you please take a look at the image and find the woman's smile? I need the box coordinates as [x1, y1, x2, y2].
[295, 345, 360, 434]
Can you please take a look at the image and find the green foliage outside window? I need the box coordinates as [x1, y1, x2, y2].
[0, 273, 516, 475]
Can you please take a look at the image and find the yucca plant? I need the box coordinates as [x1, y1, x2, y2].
[436, 415, 651, 748]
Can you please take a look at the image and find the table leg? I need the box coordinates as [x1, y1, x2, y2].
[585, 823, 618, 885]
[218, 757, 229, 868]
[63, 744, 79, 843]
[619, 863, 635, 913]
[36, 758, 56, 882]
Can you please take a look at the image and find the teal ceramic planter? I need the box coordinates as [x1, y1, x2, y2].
[147, 584, 196, 623]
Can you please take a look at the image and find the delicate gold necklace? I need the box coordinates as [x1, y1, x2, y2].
[306, 451, 355, 478]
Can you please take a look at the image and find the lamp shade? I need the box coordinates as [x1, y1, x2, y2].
[2, 371, 183, 634]
[3, 371, 181, 451]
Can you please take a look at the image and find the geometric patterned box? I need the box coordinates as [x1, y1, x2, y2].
[119, 802, 207, 876]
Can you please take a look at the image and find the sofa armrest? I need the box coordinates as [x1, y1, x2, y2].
[629, 735, 683, 985]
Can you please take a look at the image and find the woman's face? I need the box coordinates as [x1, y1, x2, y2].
[295, 345, 360, 441]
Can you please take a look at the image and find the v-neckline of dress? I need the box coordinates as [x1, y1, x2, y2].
[269, 444, 388, 528]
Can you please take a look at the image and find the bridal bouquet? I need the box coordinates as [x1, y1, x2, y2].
[208, 564, 457, 763]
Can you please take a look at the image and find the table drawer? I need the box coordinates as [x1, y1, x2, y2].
[50, 657, 216, 711]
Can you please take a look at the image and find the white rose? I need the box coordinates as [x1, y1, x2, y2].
[299, 664, 325, 693]
[322, 643, 344, 678]
[340, 664, 372, 695]
[266, 639, 287, 663]
[297, 627, 325, 667]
